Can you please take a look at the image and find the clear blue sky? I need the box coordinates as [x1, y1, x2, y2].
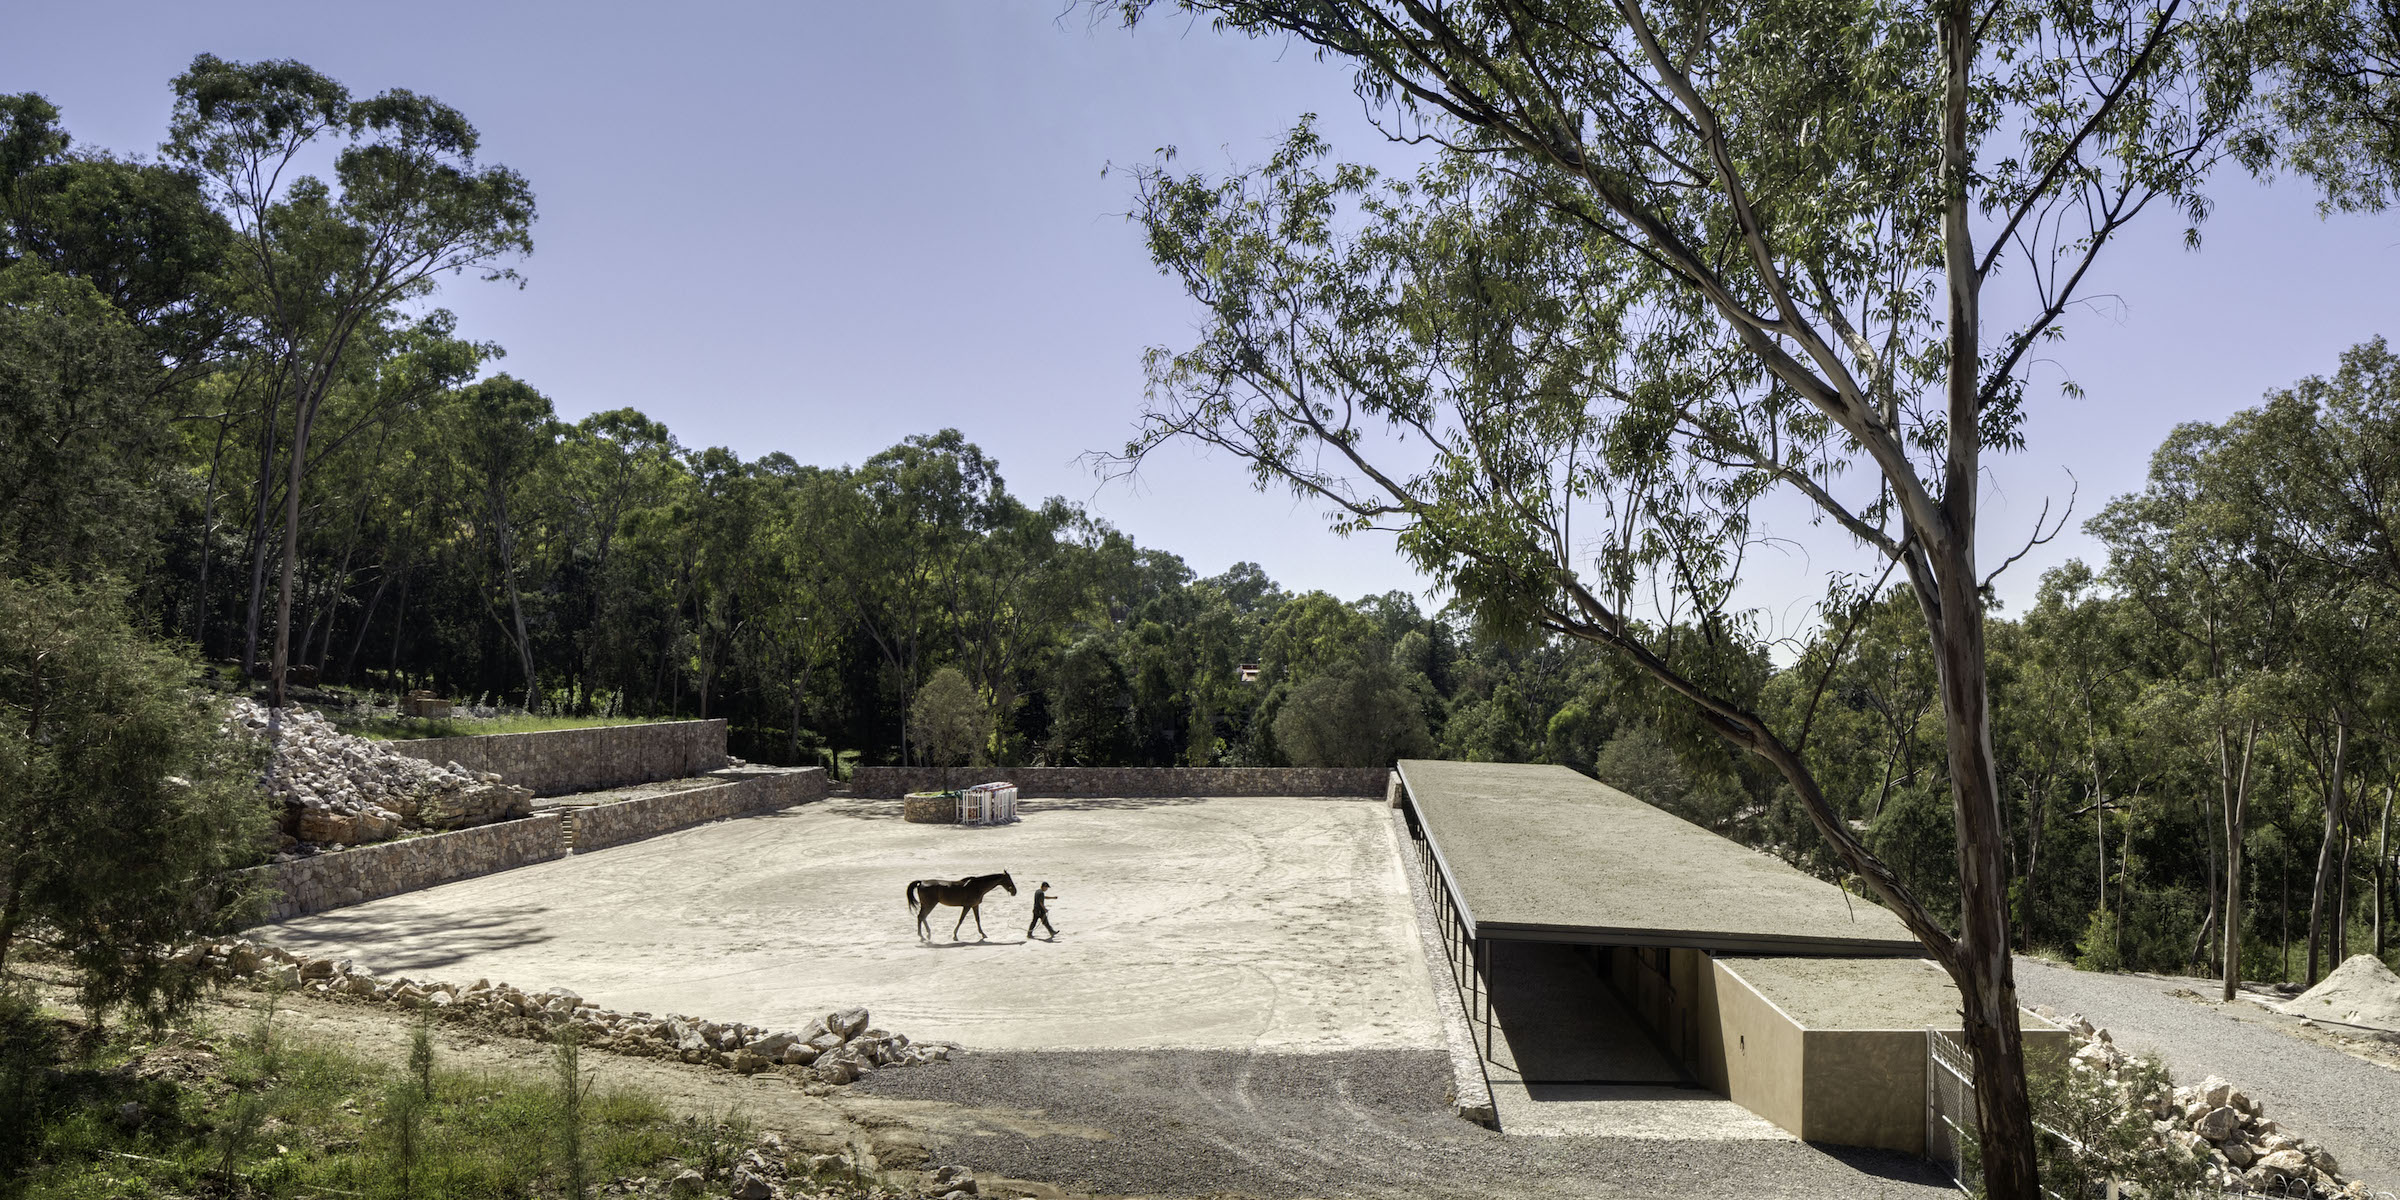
[6, 3, 2393, 626]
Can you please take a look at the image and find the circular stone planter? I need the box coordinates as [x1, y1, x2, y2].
[902, 791, 961, 824]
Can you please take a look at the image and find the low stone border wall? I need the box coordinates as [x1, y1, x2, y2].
[246, 813, 565, 922]
[572, 767, 828, 852]
[848, 766, 1390, 799]
[902, 793, 958, 823]
[385, 719, 727, 797]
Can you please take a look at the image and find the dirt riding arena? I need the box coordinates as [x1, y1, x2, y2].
[267, 794, 1444, 1053]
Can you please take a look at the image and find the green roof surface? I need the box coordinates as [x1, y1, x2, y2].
[1397, 759, 1921, 955]
[1719, 955, 1964, 1029]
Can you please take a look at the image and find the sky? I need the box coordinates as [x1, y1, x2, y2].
[6, 3, 2394, 633]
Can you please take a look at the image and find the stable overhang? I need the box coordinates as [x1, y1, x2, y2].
[1396, 759, 1922, 956]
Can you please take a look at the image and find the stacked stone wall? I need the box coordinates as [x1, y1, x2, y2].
[573, 768, 828, 852]
[385, 720, 727, 797]
[246, 814, 564, 922]
[847, 766, 1389, 799]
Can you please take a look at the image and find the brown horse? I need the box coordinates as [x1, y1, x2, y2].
[906, 871, 1017, 941]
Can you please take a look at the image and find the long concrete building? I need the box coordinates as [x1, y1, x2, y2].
[1394, 759, 2061, 1151]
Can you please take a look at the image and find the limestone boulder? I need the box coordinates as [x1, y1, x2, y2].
[828, 1007, 870, 1040]
[2193, 1105, 2241, 1142]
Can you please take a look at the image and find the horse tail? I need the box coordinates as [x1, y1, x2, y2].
[906, 880, 920, 909]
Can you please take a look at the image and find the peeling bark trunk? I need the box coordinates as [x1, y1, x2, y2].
[2376, 785, 2392, 958]
[2307, 716, 2349, 984]
[2223, 720, 2258, 1001]
[267, 397, 315, 707]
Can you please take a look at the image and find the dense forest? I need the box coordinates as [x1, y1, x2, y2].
[5, 55, 2398, 1005]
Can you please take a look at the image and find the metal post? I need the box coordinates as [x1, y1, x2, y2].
[1475, 937, 1493, 1060]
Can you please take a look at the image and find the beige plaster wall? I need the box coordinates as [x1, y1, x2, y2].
[1705, 956, 1807, 1137]
[1802, 1029, 1931, 1153]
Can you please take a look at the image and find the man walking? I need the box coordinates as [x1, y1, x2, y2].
[1027, 881, 1059, 940]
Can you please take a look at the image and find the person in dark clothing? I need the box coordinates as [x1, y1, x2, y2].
[1027, 881, 1059, 940]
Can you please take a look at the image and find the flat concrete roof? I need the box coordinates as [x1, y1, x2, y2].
[1721, 956, 1962, 1030]
[1397, 760, 1920, 955]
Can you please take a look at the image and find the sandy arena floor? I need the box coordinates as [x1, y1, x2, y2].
[266, 795, 1444, 1054]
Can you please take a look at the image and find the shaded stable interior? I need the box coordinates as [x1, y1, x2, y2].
[1397, 760, 2062, 1153]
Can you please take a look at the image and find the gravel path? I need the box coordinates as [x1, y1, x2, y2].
[854, 1048, 1954, 1200]
[2015, 956, 2400, 1191]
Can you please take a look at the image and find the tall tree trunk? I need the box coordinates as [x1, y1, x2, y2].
[268, 398, 317, 707]
[2377, 784, 2393, 958]
[2194, 824, 2220, 974]
[1930, 3, 2036, 1189]
[386, 571, 410, 681]
[2336, 817, 2354, 964]
[339, 565, 392, 685]
[487, 480, 538, 711]
[2097, 793, 2108, 924]
[193, 410, 234, 653]
[241, 437, 277, 678]
[2223, 720, 2258, 1001]
[2307, 715, 2350, 984]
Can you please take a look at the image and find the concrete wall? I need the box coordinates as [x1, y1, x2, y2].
[847, 766, 1390, 799]
[1700, 955, 1808, 1138]
[246, 814, 565, 922]
[1803, 1029, 1933, 1153]
[385, 720, 727, 797]
[1701, 958, 2071, 1154]
[573, 768, 827, 852]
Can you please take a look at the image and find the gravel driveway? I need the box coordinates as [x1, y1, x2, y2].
[2015, 956, 2400, 1191]
[856, 1048, 1955, 1200]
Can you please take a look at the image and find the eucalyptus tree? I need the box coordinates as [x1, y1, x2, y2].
[2096, 414, 2297, 997]
[837, 431, 1007, 763]
[0, 265, 180, 578]
[2263, 0, 2400, 210]
[552, 409, 685, 711]
[940, 498, 1106, 761]
[164, 55, 533, 705]
[1104, 0, 2262, 1188]
[450, 375, 560, 709]
[0, 92, 233, 374]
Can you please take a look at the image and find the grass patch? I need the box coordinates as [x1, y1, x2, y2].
[0, 989, 814, 1200]
[330, 713, 668, 742]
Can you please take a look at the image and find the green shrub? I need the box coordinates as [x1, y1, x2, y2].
[2074, 909, 2124, 973]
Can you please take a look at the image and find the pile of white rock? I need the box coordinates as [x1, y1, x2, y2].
[196, 938, 953, 1086]
[227, 700, 533, 851]
[2049, 1010, 2364, 1197]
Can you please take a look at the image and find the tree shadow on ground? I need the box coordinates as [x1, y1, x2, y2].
[1809, 1143, 1956, 1188]
[265, 902, 557, 974]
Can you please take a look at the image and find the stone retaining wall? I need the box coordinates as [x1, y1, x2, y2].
[847, 766, 1390, 799]
[572, 767, 828, 852]
[385, 720, 727, 797]
[246, 814, 565, 922]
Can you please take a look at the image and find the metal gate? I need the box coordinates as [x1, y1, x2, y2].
[1927, 1028, 1976, 1188]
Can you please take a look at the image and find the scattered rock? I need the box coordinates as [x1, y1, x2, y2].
[2068, 1020, 2362, 1196]
[2192, 1105, 2240, 1141]
[201, 944, 950, 1091]
[228, 700, 532, 851]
